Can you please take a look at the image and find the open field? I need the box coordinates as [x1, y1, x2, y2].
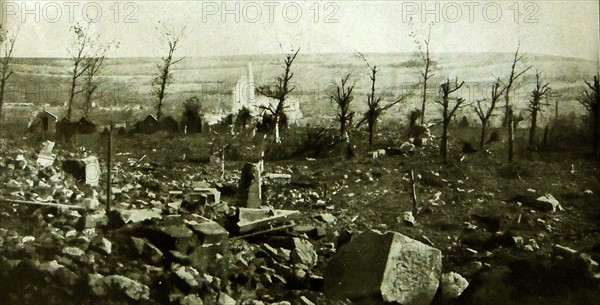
[3, 52, 597, 126]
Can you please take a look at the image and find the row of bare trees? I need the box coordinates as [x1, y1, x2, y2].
[66, 23, 118, 120]
[325, 43, 570, 163]
[67, 22, 185, 123]
[0, 22, 597, 160]
[0, 22, 184, 126]
[0, 24, 16, 129]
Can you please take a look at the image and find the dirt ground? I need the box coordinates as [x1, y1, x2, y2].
[1, 124, 599, 305]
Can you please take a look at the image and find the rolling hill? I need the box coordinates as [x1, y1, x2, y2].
[3, 52, 598, 126]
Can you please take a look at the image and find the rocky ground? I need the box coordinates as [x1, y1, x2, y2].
[0, 127, 599, 305]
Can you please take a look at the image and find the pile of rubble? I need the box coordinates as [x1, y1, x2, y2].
[0, 141, 476, 305]
[4, 139, 597, 305]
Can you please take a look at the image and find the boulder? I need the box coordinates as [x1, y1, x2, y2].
[185, 216, 229, 245]
[79, 210, 108, 229]
[159, 224, 196, 253]
[291, 238, 318, 267]
[38, 260, 65, 275]
[181, 294, 204, 305]
[239, 162, 262, 208]
[88, 274, 150, 301]
[441, 271, 469, 300]
[6, 179, 21, 189]
[91, 236, 112, 255]
[55, 267, 79, 286]
[62, 246, 85, 258]
[131, 237, 164, 265]
[401, 211, 417, 226]
[317, 213, 337, 225]
[218, 292, 236, 305]
[81, 197, 101, 210]
[400, 142, 416, 153]
[173, 264, 203, 290]
[116, 208, 162, 224]
[324, 230, 442, 305]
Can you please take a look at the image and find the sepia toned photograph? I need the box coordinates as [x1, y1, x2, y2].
[0, 1, 599, 304]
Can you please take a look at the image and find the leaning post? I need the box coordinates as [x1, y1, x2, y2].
[106, 123, 113, 214]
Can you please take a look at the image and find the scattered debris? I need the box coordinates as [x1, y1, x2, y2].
[553, 244, 578, 256]
[536, 194, 563, 212]
[401, 211, 416, 226]
[237, 208, 300, 235]
[36, 141, 56, 168]
[317, 213, 337, 225]
[367, 149, 386, 158]
[400, 142, 416, 153]
[88, 274, 150, 301]
[116, 208, 162, 224]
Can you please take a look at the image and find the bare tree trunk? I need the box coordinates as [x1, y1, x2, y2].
[67, 63, 79, 121]
[0, 76, 5, 126]
[156, 75, 167, 121]
[106, 124, 112, 214]
[275, 116, 281, 144]
[340, 118, 346, 140]
[441, 121, 449, 162]
[368, 121, 374, 147]
[420, 80, 427, 124]
[528, 110, 538, 146]
[593, 110, 599, 156]
[480, 121, 487, 150]
[502, 103, 509, 128]
[592, 77, 600, 157]
[508, 107, 515, 162]
[153, 26, 185, 122]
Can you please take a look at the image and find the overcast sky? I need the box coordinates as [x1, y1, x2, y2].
[3, 1, 599, 60]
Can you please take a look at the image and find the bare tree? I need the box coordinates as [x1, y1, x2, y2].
[474, 78, 505, 149]
[331, 73, 355, 140]
[83, 41, 117, 118]
[355, 53, 409, 146]
[503, 45, 531, 162]
[409, 23, 436, 124]
[258, 47, 300, 144]
[0, 25, 16, 127]
[526, 71, 551, 146]
[577, 75, 600, 156]
[436, 78, 466, 162]
[66, 23, 97, 120]
[153, 25, 185, 121]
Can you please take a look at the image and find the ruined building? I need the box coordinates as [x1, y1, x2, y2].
[232, 63, 303, 126]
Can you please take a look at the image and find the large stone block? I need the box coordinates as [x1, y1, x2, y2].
[239, 162, 262, 208]
[324, 230, 442, 305]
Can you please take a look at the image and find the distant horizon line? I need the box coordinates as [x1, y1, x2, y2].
[10, 50, 598, 62]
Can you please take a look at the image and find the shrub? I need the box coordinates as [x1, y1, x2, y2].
[234, 107, 252, 131]
[291, 127, 340, 158]
[540, 113, 587, 152]
[181, 96, 202, 133]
